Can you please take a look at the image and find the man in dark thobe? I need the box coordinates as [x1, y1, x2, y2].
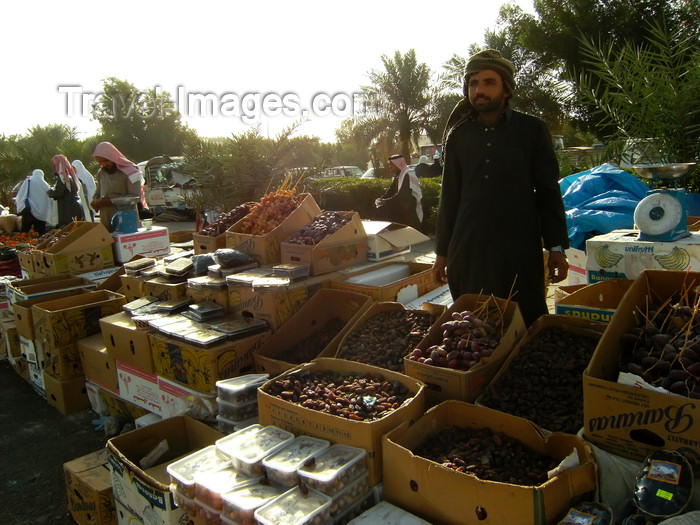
[431, 50, 569, 326]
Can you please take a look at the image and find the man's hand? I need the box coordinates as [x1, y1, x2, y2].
[432, 255, 447, 284]
[547, 251, 569, 283]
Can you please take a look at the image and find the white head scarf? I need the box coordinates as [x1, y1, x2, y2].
[72, 159, 97, 203]
[15, 169, 53, 223]
[389, 156, 424, 222]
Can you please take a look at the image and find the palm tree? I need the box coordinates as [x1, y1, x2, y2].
[357, 50, 433, 161]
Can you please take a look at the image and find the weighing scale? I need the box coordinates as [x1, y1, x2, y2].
[631, 162, 696, 242]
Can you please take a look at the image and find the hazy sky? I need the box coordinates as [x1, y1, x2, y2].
[3, 0, 534, 144]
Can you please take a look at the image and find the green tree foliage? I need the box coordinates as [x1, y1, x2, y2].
[357, 50, 434, 161]
[91, 77, 197, 161]
[577, 20, 700, 185]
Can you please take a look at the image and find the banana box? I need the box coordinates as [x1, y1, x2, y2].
[554, 278, 633, 324]
[228, 271, 333, 333]
[585, 229, 700, 283]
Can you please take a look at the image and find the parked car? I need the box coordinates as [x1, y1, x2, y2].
[322, 166, 364, 178]
[361, 167, 389, 179]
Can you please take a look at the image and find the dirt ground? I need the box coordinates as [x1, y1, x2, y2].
[0, 361, 108, 525]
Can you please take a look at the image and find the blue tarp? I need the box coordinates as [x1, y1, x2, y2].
[559, 163, 651, 250]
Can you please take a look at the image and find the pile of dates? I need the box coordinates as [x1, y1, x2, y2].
[407, 308, 503, 370]
[286, 211, 353, 245]
[264, 371, 413, 421]
[479, 326, 599, 434]
[199, 203, 252, 236]
[620, 302, 700, 398]
[285, 317, 346, 364]
[336, 310, 435, 372]
[413, 425, 557, 486]
[238, 190, 300, 235]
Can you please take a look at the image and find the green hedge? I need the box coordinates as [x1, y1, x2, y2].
[299, 176, 442, 235]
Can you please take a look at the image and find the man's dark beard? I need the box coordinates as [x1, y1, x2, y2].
[104, 164, 118, 174]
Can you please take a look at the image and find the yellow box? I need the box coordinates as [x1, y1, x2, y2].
[63, 449, 116, 525]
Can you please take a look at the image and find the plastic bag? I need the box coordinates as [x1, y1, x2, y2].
[213, 248, 254, 269]
[559, 163, 651, 250]
[191, 254, 216, 275]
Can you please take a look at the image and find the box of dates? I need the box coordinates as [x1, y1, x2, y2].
[403, 294, 526, 405]
[383, 400, 597, 525]
[253, 288, 373, 377]
[226, 193, 322, 266]
[257, 357, 426, 486]
[583, 269, 700, 465]
[280, 211, 368, 275]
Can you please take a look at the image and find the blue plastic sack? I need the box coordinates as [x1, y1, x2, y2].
[559, 163, 651, 250]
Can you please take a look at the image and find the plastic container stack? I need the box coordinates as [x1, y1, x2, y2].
[215, 374, 269, 433]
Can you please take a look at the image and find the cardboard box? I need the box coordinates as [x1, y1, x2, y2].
[552, 283, 586, 305]
[402, 294, 526, 405]
[7, 275, 97, 308]
[228, 272, 330, 333]
[382, 401, 597, 525]
[329, 261, 440, 304]
[29, 360, 46, 394]
[583, 269, 700, 464]
[99, 312, 154, 374]
[3, 320, 20, 360]
[361, 220, 431, 262]
[35, 245, 115, 277]
[43, 342, 83, 379]
[142, 276, 188, 301]
[254, 288, 374, 376]
[114, 498, 140, 525]
[280, 212, 368, 275]
[19, 335, 38, 364]
[554, 279, 633, 324]
[585, 229, 700, 282]
[64, 449, 116, 525]
[185, 282, 229, 313]
[112, 226, 171, 263]
[106, 415, 223, 524]
[226, 193, 323, 265]
[193, 231, 226, 254]
[44, 372, 91, 414]
[149, 328, 271, 393]
[32, 222, 114, 277]
[565, 247, 588, 285]
[86, 380, 110, 416]
[119, 274, 145, 302]
[169, 229, 194, 243]
[13, 288, 90, 339]
[79, 333, 119, 393]
[257, 357, 426, 485]
[77, 266, 123, 288]
[92, 381, 149, 421]
[116, 361, 217, 418]
[18, 249, 35, 278]
[10, 355, 30, 382]
[32, 290, 126, 348]
[478, 314, 606, 434]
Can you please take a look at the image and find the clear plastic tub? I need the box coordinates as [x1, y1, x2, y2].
[329, 471, 369, 518]
[332, 489, 374, 525]
[194, 495, 223, 525]
[228, 426, 295, 477]
[194, 465, 255, 510]
[172, 487, 198, 515]
[217, 415, 259, 435]
[221, 479, 285, 525]
[262, 436, 330, 488]
[215, 424, 263, 459]
[297, 445, 367, 497]
[254, 486, 332, 525]
[216, 373, 267, 404]
[216, 397, 259, 422]
[167, 445, 232, 498]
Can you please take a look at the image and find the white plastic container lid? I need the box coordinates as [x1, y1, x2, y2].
[262, 436, 330, 477]
[194, 465, 255, 503]
[215, 424, 263, 458]
[297, 444, 366, 483]
[229, 426, 294, 466]
[216, 374, 269, 395]
[255, 486, 332, 525]
[166, 445, 232, 490]
[221, 479, 285, 513]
